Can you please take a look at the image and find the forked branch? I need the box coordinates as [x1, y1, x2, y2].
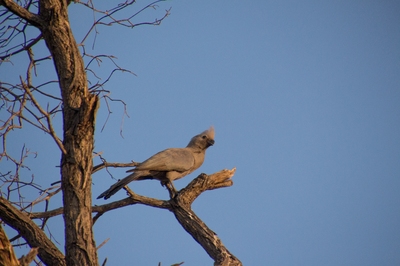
[113, 168, 241, 265]
[171, 168, 241, 266]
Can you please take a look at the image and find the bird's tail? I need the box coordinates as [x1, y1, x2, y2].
[97, 172, 139, 200]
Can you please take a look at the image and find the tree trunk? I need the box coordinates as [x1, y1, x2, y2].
[38, 0, 99, 265]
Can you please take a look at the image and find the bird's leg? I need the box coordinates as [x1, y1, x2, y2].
[160, 179, 177, 198]
[165, 181, 177, 198]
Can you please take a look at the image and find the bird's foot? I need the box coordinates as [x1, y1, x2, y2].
[166, 181, 178, 199]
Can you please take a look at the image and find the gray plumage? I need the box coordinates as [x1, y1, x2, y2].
[97, 127, 215, 199]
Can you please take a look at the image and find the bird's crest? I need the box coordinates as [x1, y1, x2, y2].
[199, 126, 214, 140]
[206, 126, 215, 139]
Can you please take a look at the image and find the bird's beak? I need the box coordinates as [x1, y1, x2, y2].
[207, 139, 215, 147]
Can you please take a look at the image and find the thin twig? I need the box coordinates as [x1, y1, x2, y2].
[19, 77, 67, 154]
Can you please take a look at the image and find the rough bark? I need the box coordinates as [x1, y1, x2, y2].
[0, 197, 65, 265]
[1, 0, 99, 264]
[172, 206, 241, 266]
[37, 1, 99, 265]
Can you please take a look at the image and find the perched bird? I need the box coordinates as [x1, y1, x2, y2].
[97, 127, 215, 199]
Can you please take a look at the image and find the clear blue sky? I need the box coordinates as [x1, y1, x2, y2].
[2, 1, 400, 265]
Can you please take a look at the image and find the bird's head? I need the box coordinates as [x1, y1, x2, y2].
[187, 126, 215, 150]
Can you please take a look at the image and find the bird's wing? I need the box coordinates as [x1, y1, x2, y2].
[135, 148, 195, 172]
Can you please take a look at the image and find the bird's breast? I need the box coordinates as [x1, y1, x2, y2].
[191, 151, 206, 171]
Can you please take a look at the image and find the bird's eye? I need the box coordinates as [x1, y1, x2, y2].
[202, 135, 207, 139]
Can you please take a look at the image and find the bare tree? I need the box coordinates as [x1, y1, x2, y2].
[0, 1, 242, 265]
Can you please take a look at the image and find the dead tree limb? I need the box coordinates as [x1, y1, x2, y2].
[125, 168, 242, 266]
[172, 168, 241, 266]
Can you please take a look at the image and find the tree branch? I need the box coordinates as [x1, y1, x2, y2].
[171, 204, 241, 266]
[0, 197, 66, 266]
[171, 168, 242, 266]
[18, 247, 39, 266]
[92, 160, 139, 174]
[0, 0, 43, 27]
[30, 189, 170, 220]
[178, 168, 236, 206]
[29, 169, 235, 220]
[0, 33, 43, 60]
[20, 77, 67, 154]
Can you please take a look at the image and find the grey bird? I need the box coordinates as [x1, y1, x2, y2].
[97, 127, 215, 199]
